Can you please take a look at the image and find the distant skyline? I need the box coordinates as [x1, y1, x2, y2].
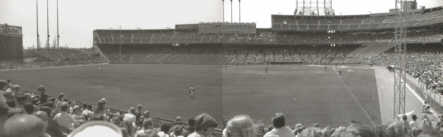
[0, 0, 442, 48]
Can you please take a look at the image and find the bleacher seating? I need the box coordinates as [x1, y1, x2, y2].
[272, 6, 443, 32]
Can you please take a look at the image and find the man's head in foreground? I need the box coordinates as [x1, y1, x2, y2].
[3, 114, 49, 137]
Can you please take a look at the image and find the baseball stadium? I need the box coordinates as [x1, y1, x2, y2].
[0, 0, 443, 137]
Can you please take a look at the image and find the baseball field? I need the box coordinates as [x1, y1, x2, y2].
[0, 64, 382, 126]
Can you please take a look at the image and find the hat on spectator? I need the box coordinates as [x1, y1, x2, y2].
[128, 107, 136, 115]
[11, 84, 20, 90]
[4, 88, 13, 96]
[73, 105, 81, 110]
[58, 92, 65, 98]
[143, 110, 150, 117]
[123, 113, 136, 124]
[37, 85, 46, 92]
[98, 98, 106, 105]
[295, 123, 304, 129]
[34, 111, 50, 121]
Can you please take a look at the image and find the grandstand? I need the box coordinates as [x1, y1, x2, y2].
[93, 6, 443, 65]
[2, 1, 443, 137]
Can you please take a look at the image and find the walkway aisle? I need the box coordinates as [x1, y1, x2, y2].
[373, 67, 425, 124]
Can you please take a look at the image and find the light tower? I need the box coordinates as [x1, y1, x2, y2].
[238, 0, 241, 22]
[230, 0, 233, 22]
[393, 0, 408, 118]
[56, 0, 60, 48]
[222, 0, 225, 22]
[295, 0, 334, 16]
[46, 0, 50, 49]
[35, 0, 41, 49]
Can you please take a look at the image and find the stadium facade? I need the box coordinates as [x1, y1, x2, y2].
[0, 24, 23, 62]
[93, 6, 443, 65]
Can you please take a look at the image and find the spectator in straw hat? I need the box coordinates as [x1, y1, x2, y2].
[223, 115, 255, 137]
[188, 113, 218, 137]
[264, 113, 294, 137]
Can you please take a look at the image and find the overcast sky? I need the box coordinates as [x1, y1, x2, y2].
[1, 0, 442, 48]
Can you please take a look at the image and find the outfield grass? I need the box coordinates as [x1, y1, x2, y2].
[0, 64, 381, 126]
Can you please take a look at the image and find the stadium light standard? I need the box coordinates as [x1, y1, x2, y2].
[238, 0, 241, 22]
[35, 0, 41, 50]
[56, 0, 60, 48]
[46, 0, 50, 49]
[230, 0, 233, 22]
[393, 0, 408, 118]
[222, 0, 225, 22]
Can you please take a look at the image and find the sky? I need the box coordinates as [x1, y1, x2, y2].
[0, 0, 442, 48]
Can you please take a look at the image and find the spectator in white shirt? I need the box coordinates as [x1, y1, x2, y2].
[263, 113, 294, 137]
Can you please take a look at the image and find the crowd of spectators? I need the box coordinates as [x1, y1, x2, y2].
[0, 48, 107, 70]
[367, 53, 443, 94]
[1, 79, 443, 137]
